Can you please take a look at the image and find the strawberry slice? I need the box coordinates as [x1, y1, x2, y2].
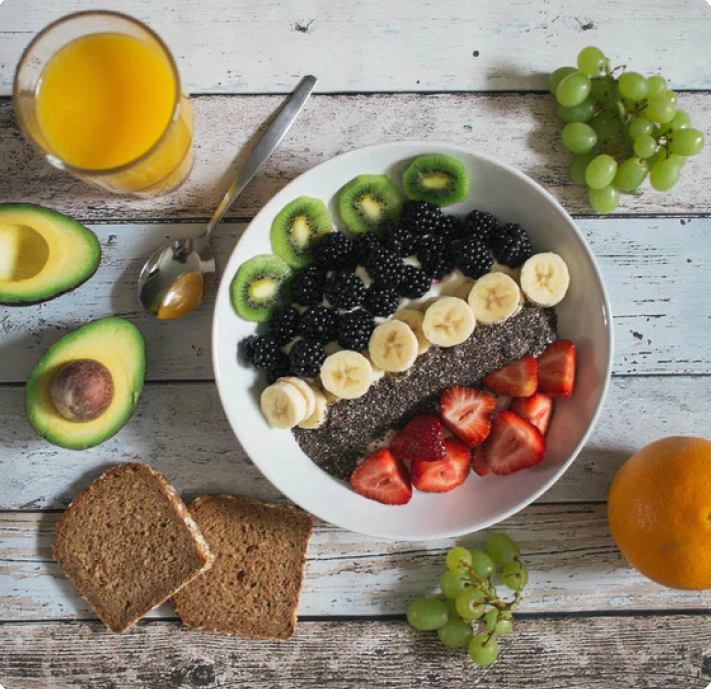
[440, 387, 495, 447]
[510, 392, 554, 436]
[411, 438, 471, 493]
[483, 355, 538, 397]
[474, 411, 546, 476]
[537, 339, 576, 399]
[350, 448, 412, 505]
[391, 413, 447, 462]
[470, 452, 492, 476]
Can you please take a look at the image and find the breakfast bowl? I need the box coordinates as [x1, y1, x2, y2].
[212, 141, 613, 541]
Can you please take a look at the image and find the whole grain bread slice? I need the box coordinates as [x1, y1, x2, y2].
[172, 495, 313, 640]
[52, 462, 214, 633]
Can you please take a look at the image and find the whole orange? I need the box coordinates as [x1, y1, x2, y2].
[608, 436, 711, 589]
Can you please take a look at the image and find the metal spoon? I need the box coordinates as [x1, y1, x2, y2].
[137, 75, 317, 320]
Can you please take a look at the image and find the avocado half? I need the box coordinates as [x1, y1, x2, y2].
[0, 203, 101, 305]
[26, 318, 146, 450]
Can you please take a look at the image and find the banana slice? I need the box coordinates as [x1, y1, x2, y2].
[363, 351, 386, 382]
[491, 261, 522, 283]
[278, 377, 317, 419]
[416, 297, 440, 312]
[422, 296, 476, 347]
[468, 273, 522, 325]
[453, 279, 475, 301]
[320, 350, 373, 399]
[368, 320, 419, 372]
[520, 252, 570, 307]
[322, 389, 342, 404]
[298, 388, 329, 429]
[261, 382, 308, 429]
[392, 309, 431, 356]
[324, 341, 343, 356]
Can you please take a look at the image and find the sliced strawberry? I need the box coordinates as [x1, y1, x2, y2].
[470, 452, 492, 476]
[474, 411, 546, 476]
[538, 339, 576, 399]
[390, 413, 446, 462]
[350, 448, 412, 505]
[510, 392, 554, 436]
[411, 439, 471, 493]
[440, 387, 495, 447]
[483, 355, 538, 397]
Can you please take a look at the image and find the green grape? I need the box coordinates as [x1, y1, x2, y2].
[469, 549, 496, 580]
[669, 128, 705, 156]
[663, 90, 678, 106]
[440, 570, 470, 599]
[437, 617, 474, 648]
[557, 97, 596, 123]
[618, 72, 648, 101]
[669, 153, 687, 168]
[561, 122, 597, 154]
[590, 79, 610, 103]
[468, 634, 499, 666]
[485, 533, 521, 567]
[548, 66, 578, 95]
[446, 546, 473, 572]
[502, 561, 529, 590]
[455, 589, 486, 620]
[577, 46, 606, 77]
[590, 107, 622, 147]
[628, 117, 654, 139]
[614, 157, 649, 191]
[570, 153, 596, 185]
[644, 95, 676, 124]
[406, 598, 450, 631]
[483, 608, 499, 633]
[669, 109, 691, 130]
[633, 134, 658, 159]
[646, 75, 667, 98]
[444, 598, 458, 617]
[556, 71, 592, 108]
[588, 184, 620, 214]
[585, 154, 617, 189]
[494, 611, 514, 636]
[649, 158, 681, 191]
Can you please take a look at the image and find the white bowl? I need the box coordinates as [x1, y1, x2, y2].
[213, 142, 613, 541]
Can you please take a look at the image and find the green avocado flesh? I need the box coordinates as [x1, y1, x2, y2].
[0, 203, 101, 305]
[26, 318, 146, 450]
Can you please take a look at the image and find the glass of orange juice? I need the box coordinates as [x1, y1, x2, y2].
[13, 11, 194, 196]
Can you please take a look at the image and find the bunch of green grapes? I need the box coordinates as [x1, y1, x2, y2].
[406, 533, 527, 667]
[549, 46, 705, 214]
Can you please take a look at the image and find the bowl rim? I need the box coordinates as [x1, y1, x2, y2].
[212, 140, 614, 540]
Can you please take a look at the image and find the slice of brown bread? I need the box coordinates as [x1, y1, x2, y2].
[52, 462, 214, 633]
[172, 495, 313, 640]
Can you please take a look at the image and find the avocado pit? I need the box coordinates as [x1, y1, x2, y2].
[50, 359, 114, 422]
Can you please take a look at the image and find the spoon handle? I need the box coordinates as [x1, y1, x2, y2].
[203, 75, 317, 238]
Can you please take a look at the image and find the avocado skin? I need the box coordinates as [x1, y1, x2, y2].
[0, 203, 102, 305]
[26, 318, 146, 450]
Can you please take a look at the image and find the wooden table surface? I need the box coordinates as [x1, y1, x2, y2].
[2, 1, 711, 687]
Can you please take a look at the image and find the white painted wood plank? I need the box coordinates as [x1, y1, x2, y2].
[3, 505, 711, 622]
[1, 0, 710, 94]
[1, 94, 710, 219]
[0, 376, 708, 510]
[1, 217, 709, 383]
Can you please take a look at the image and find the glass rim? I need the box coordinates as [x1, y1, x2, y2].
[13, 10, 184, 177]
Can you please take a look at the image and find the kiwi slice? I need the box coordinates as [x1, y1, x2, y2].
[336, 174, 404, 235]
[270, 196, 332, 268]
[230, 254, 293, 322]
[402, 154, 470, 206]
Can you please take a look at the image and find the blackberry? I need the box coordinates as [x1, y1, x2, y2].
[291, 265, 326, 307]
[416, 234, 455, 280]
[289, 338, 326, 379]
[353, 232, 382, 265]
[245, 335, 280, 370]
[268, 305, 301, 345]
[324, 270, 366, 309]
[490, 223, 533, 268]
[313, 232, 357, 270]
[266, 352, 291, 385]
[364, 245, 404, 287]
[299, 305, 340, 344]
[338, 308, 375, 351]
[465, 209, 501, 244]
[363, 283, 400, 317]
[452, 237, 494, 279]
[400, 200, 443, 235]
[398, 265, 431, 299]
[383, 223, 418, 257]
[437, 214, 467, 241]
